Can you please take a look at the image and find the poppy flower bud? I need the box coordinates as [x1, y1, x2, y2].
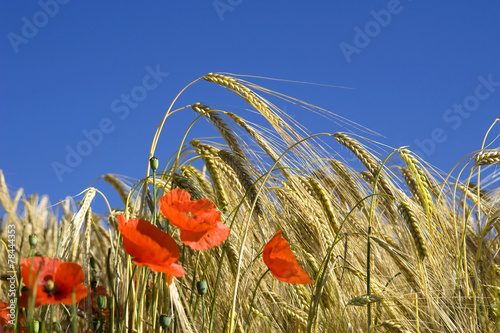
[96, 295, 107, 310]
[90, 256, 98, 270]
[159, 314, 172, 328]
[196, 280, 208, 296]
[150, 157, 159, 171]
[52, 322, 62, 333]
[92, 318, 101, 331]
[32, 320, 40, 333]
[29, 234, 38, 247]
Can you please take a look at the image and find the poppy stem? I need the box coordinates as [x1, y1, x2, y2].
[71, 289, 77, 333]
[153, 170, 157, 226]
[201, 295, 206, 332]
[244, 268, 270, 333]
[189, 252, 201, 312]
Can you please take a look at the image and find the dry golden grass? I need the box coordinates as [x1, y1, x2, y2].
[1, 74, 500, 333]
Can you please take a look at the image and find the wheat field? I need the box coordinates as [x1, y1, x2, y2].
[2, 73, 500, 333]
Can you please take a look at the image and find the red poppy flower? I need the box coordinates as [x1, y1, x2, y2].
[20, 257, 88, 307]
[0, 299, 10, 326]
[263, 231, 312, 284]
[158, 188, 230, 250]
[117, 215, 184, 278]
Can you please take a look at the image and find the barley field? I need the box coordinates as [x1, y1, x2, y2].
[2, 73, 500, 333]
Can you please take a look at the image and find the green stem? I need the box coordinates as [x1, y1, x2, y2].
[367, 225, 372, 332]
[106, 248, 116, 333]
[208, 246, 227, 333]
[40, 306, 47, 333]
[71, 290, 77, 333]
[201, 295, 206, 333]
[366, 150, 396, 333]
[152, 169, 157, 226]
[189, 252, 201, 312]
[244, 269, 269, 333]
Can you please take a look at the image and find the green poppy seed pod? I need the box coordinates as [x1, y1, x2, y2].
[29, 234, 38, 247]
[90, 256, 98, 270]
[150, 156, 159, 171]
[52, 322, 62, 333]
[107, 296, 114, 310]
[196, 280, 208, 296]
[96, 295, 107, 310]
[32, 320, 40, 333]
[159, 314, 172, 329]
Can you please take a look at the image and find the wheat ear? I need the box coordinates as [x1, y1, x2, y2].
[62, 187, 96, 260]
[308, 177, 340, 234]
[397, 201, 429, 260]
[399, 149, 434, 216]
[181, 165, 214, 197]
[333, 133, 393, 196]
[190, 140, 229, 210]
[103, 174, 129, 208]
[203, 73, 287, 130]
[218, 149, 262, 215]
[192, 103, 246, 159]
[474, 151, 500, 166]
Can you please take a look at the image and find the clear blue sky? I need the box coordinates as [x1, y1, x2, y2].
[1, 1, 499, 209]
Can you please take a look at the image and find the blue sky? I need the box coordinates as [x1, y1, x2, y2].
[1, 1, 499, 210]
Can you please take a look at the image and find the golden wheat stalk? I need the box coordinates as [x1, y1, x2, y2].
[400, 167, 424, 205]
[192, 103, 246, 159]
[225, 111, 283, 165]
[308, 177, 340, 234]
[371, 236, 419, 291]
[474, 151, 500, 166]
[218, 149, 262, 215]
[203, 73, 288, 130]
[103, 174, 129, 208]
[329, 159, 363, 204]
[397, 201, 429, 260]
[62, 187, 96, 260]
[181, 165, 214, 197]
[333, 133, 393, 196]
[190, 139, 232, 210]
[399, 149, 434, 217]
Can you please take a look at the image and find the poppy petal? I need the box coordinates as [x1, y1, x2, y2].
[118, 215, 180, 264]
[133, 260, 185, 277]
[54, 262, 86, 296]
[180, 222, 231, 250]
[21, 257, 60, 290]
[117, 215, 185, 279]
[159, 188, 221, 232]
[263, 231, 312, 284]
